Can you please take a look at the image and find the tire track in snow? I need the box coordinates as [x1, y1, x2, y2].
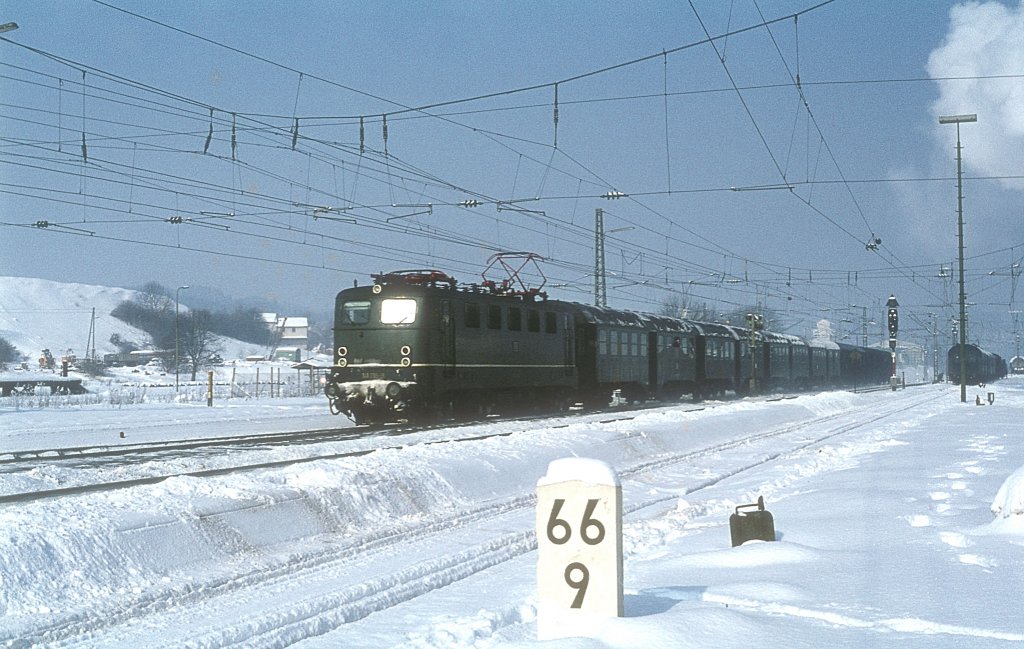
[704, 594, 1024, 642]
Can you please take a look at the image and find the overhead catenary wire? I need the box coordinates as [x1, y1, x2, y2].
[1, 6, 1017, 346]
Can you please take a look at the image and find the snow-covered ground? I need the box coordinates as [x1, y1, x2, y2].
[0, 276, 272, 366]
[1, 378, 1023, 648]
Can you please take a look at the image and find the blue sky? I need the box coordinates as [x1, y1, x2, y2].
[1, 1, 1022, 359]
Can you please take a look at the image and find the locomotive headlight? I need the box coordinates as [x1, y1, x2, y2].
[338, 358, 348, 367]
[372, 284, 382, 294]
[385, 382, 402, 398]
[400, 345, 412, 357]
[400, 357, 412, 367]
[337, 346, 348, 357]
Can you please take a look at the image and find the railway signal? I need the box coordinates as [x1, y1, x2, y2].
[886, 295, 899, 389]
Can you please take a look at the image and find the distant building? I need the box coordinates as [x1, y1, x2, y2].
[869, 340, 927, 367]
[261, 313, 309, 360]
[1011, 356, 1024, 374]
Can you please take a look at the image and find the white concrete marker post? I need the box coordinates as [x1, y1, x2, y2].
[536, 457, 623, 640]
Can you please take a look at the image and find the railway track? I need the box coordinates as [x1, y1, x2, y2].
[7, 389, 944, 647]
[0, 401, 719, 504]
[0, 391, 862, 505]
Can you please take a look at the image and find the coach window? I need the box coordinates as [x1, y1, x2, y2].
[380, 299, 417, 324]
[598, 329, 608, 355]
[341, 300, 371, 325]
[465, 303, 481, 328]
[508, 307, 522, 331]
[545, 312, 557, 334]
[488, 305, 502, 329]
[641, 334, 648, 356]
[528, 309, 541, 333]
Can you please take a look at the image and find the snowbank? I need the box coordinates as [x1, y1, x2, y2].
[988, 464, 1024, 536]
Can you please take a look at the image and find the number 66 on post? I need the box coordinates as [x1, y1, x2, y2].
[536, 457, 623, 640]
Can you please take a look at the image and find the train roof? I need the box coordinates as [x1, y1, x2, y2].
[688, 320, 738, 340]
[568, 303, 699, 331]
[807, 338, 840, 350]
[947, 343, 1002, 358]
[837, 342, 888, 355]
[722, 325, 795, 345]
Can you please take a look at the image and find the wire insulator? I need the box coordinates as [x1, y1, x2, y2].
[203, 108, 213, 154]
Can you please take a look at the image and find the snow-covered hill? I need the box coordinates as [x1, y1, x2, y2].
[0, 277, 267, 363]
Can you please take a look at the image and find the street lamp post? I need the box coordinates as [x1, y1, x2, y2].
[175, 285, 190, 392]
[938, 113, 977, 403]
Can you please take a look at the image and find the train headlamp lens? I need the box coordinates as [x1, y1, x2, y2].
[385, 382, 402, 398]
[400, 345, 411, 356]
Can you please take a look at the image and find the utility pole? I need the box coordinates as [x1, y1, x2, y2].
[746, 313, 763, 394]
[175, 285, 190, 392]
[594, 208, 606, 307]
[929, 312, 939, 382]
[939, 113, 977, 403]
[862, 306, 868, 347]
[84, 307, 97, 369]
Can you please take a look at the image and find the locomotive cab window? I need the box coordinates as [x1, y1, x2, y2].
[380, 299, 417, 324]
[341, 300, 371, 325]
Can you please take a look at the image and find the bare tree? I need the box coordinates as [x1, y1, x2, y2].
[179, 309, 223, 380]
[659, 290, 714, 321]
[137, 281, 173, 314]
[719, 305, 787, 331]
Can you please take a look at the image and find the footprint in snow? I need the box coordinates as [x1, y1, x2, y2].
[939, 531, 970, 548]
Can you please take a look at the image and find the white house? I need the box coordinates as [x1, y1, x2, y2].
[261, 313, 309, 359]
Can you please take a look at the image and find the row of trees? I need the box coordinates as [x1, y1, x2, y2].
[111, 282, 274, 380]
[659, 292, 782, 331]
